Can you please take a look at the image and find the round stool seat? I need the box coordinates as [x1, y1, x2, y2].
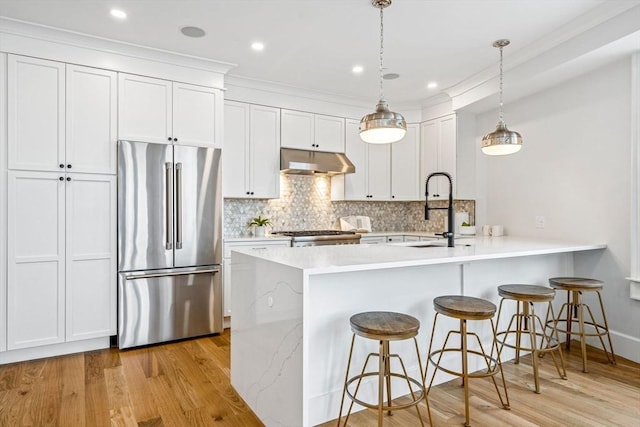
[498, 284, 555, 302]
[549, 277, 603, 291]
[434, 295, 496, 320]
[350, 311, 420, 341]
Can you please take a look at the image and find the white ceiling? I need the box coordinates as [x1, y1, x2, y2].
[0, 0, 639, 109]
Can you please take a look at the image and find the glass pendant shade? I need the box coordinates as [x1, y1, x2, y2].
[481, 121, 522, 155]
[360, 100, 406, 144]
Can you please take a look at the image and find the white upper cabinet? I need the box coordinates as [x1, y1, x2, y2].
[391, 124, 420, 200]
[66, 65, 117, 174]
[223, 101, 280, 199]
[342, 120, 367, 200]
[7, 55, 117, 174]
[420, 114, 457, 200]
[343, 119, 390, 200]
[281, 109, 345, 153]
[367, 144, 391, 200]
[313, 114, 345, 152]
[118, 73, 172, 144]
[8, 55, 65, 172]
[173, 82, 222, 147]
[119, 73, 222, 147]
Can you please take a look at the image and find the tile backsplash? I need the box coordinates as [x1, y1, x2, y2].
[224, 174, 475, 236]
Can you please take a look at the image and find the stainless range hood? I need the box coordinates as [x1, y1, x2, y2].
[280, 148, 355, 175]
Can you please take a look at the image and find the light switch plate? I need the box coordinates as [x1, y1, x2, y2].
[535, 216, 545, 229]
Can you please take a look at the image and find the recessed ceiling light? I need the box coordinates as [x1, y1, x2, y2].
[251, 42, 265, 51]
[382, 73, 400, 80]
[181, 26, 206, 38]
[352, 65, 364, 74]
[427, 82, 438, 89]
[110, 9, 127, 19]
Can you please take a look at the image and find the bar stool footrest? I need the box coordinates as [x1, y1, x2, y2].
[345, 372, 425, 411]
[428, 348, 502, 380]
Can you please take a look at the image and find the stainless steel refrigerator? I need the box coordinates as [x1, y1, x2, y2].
[117, 140, 222, 349]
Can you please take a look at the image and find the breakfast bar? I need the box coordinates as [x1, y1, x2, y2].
[229, 237, 605, 427]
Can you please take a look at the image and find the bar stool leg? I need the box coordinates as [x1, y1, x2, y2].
[384, 340, 392, 416]
[461, 319, 470, 427]
[543, 302, 567, 380]
[526, 302, 541, 393]
[595, 290, 616, 365]
[515, 301, 523, 364]
[378, 340, 385, 426]
[337, 334, 356, 427]
[490, 318, 511, 409]
[565, 291, 574, 350]
[576, 291, 589, 372]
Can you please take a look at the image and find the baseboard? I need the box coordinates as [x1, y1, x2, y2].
[0, 337, 110, 364]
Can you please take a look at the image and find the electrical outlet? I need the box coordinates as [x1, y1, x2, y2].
[535, 216, 545, 229]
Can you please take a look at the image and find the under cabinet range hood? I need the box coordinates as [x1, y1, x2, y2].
[280, 148, 355, 175]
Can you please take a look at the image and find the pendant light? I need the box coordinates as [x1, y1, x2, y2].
[360, 0, 406, 144]
[481, 39, 522, 155]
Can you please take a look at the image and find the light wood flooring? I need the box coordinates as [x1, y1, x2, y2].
[0, 330, 637, 426]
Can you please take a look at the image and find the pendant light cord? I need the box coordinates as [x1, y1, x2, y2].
[379, 5, 385, 102]
[499, 45, 504, 124]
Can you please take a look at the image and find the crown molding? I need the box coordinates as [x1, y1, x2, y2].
[0, 17, 236, 76]
[445, 2, 640, 111]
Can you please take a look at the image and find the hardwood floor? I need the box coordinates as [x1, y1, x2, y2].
[0, 331, 637, 426]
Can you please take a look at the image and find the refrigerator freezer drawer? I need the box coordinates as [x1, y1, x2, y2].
[118, 265, 222, 349]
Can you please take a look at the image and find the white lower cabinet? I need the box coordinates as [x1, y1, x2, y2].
[223, 240, 290, 316]
[7, 171, 116, 350]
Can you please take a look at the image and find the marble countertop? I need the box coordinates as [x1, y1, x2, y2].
[231, 236, 606, 274]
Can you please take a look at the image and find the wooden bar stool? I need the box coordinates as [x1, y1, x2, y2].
[425, 296, 510, 427]
[548, 277, 616, 373]
[337, 311, 432, 427]
[495, 285, 567, 393]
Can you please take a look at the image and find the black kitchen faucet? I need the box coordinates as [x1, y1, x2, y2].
[424, 172, 455, 248]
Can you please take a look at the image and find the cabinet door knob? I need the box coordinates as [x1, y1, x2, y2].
[250, 192, 254, 195]
[59, 164, 64, 169]
[59, 176, 64, 181]
[168, 137, 172, 141]
[67, 164, 72, 169]
[391, 195, 395, 199]
[173, 137, 178, 142]
[246, 191, 250, 195]
[66, 177, 71, 181]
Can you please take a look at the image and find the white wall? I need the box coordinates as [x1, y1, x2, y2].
[474, 57, 640, 361]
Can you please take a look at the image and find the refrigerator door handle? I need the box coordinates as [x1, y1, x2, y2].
[125, 267, 220, 280]
[176, 162, 183, 250]
[165, 162, 173, 250]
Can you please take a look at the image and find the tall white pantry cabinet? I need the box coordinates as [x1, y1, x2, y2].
[5, 54, 117, 351]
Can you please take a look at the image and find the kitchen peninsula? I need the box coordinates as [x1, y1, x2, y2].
[230, 237, 605, 426]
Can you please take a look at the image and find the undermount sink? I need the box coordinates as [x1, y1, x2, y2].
[390, 240, 473, 248]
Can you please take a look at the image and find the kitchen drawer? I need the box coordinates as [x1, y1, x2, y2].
[360, 236, 388, 244]
[224, 240, 290, 258]
[403, 235, 421, 242]
[386, 236, 405, 243]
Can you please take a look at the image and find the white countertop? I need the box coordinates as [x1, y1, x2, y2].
[231, 236, 606, 274]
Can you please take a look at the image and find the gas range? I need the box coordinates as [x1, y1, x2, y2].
[271, 230, 361, 247]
